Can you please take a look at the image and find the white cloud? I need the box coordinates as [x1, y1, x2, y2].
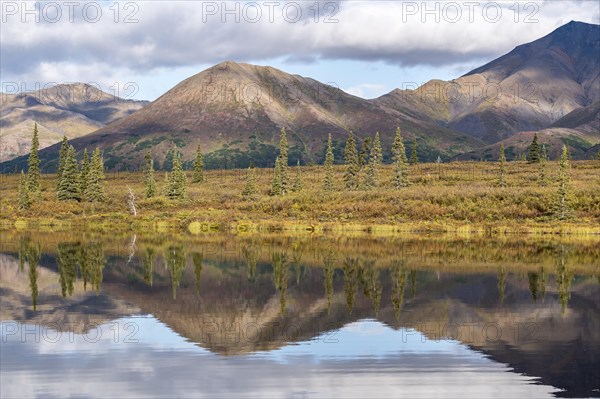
[1, 1, 598, 98]
[344, 83, 388, 98]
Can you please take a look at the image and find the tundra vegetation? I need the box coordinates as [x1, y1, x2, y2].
[3, 126, 600, 234]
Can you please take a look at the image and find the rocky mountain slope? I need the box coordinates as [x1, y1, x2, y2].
[456, 101, 600, 160]
[0, 83, 147, 162]
[375, 21, 600, 144]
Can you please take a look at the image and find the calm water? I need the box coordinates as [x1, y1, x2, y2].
[1, 230, 599, 398]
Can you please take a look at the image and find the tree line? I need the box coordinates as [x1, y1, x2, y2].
[18, 125, 581, 221]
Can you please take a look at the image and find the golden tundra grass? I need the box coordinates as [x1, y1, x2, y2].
[1, 160, 599, 234]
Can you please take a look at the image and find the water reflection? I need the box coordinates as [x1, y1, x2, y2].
[1, 230, 599, 398]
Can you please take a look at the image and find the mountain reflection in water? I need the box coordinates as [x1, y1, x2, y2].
[1, 231, 599, 398]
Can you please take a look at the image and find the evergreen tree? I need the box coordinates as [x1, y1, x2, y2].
[81, 148, 90, 179]
[57, 145, 81, 201]
[498, 143, 506, 187]
[26, 241, 40, 311]
[192, 252, 203, 294]
[27, 123, 41, 197]
[391, 127, 409, 188]
[84, 148, 105, 202]
[343, 131, 360, 190]
[166, 147, 187, 199]
[364, 132, 382, 189]
[19, 171, 31, 210]
[56, 136, 69, 187]
[554, 145, 573, 220]
[279, 128, 288, 193]
[391, 261, 408, 320]
[80, 148, 90, 194]
[539, 144, 548, 187]
[292, 160, 303, 192]
[142, 247, 156, 286]
[143, 152, 157, 198]
[410, 137, 418, 165]
[57, 242, 81, 297]
[343, 258, 359, 314]
[527, 133, 540, 163]
[359, 136, 371, 168]
[165, 245, 186, 299]
[242, 165, 259, 197]
[192, 144, 204, 183]
[323, 133, 335, 191]
[270, 157, 283, 196]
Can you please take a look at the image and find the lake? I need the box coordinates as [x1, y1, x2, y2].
[1, 230, 598, 398]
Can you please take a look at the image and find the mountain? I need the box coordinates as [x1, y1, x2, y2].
[1, 21, 598, 171]
[5, 62, 481, 171]
[456, 101, 600, 161]
[375, 21, 600, 144]
[0, 83, 148, 163]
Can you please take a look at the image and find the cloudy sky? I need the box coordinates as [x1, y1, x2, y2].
[2, 319, 558, 398]
[1, 1, 599, 100]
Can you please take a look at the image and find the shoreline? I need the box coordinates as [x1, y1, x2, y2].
[4, 216, 600, 237]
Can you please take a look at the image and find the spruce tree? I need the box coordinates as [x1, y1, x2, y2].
[81, 148, 90, 178]
[527, 133, 540, 163]
[84, 148, 105, 202]
[343, 131, 359, 190]
[242, 165, 259, 197]
[143, 151, 157, 198]
[19, 171, 31, 210]
[27, 123, 41, 197]
[57, 145, 81, 201]
[391, 127, 409, 188]
[80, 148, 90, 194]
[270, 157, 283, 196]
[364, 132, 382, 189]
[292, 160, 303, 192]
[162, 171, 169, 196]
[498, 143, 506, 187]
[323, 133, 334, 191]
[554, 145, 573, 220]
[56, 136, 69, 186]
[166, 147, 186, 199]
[192, 144, 204, 183]
[359, 137, 371, 168]
[539, 144, 548, 187]
[279, 128, 288, 193]
[410, 137, 418, 165]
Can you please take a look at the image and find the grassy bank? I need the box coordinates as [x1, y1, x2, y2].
[1, 161, 599, 234]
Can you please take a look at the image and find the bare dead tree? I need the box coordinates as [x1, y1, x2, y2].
[128, 187, 137, 217]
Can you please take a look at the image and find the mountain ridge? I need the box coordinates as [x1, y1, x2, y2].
[7, 61, 481, 171]
[1, 21, 598, 171]
[0, 83, 148, 163]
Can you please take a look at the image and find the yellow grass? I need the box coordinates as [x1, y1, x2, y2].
[1, 160, 599, 234]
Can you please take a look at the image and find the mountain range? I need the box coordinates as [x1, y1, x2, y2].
[1, 21, 598, 171]
[0, 83, 147, 162]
